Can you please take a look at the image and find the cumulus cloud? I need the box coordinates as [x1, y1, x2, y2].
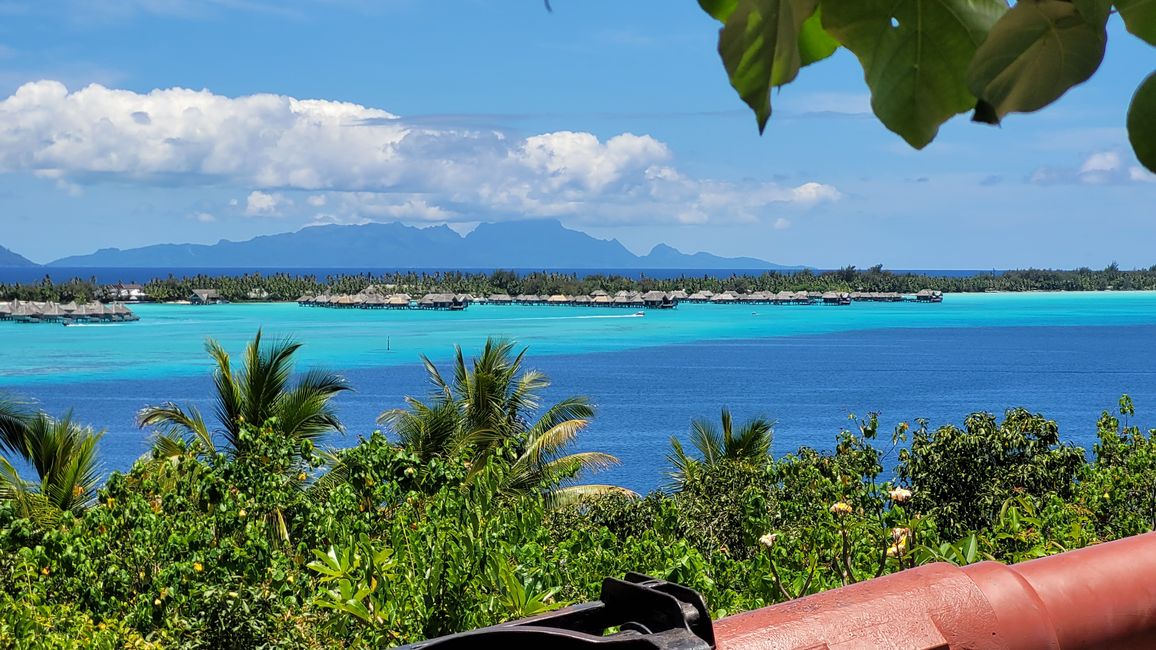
[1031, 150, 1154, 186]
[0, 80, 840, 226]
[244, 190, 289, 216]
[773, 217, 791, 230]
[190, 211, 216, 223]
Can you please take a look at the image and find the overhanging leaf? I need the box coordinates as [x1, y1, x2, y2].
[718, 0, 822, 133]
[1115, 0, 1156, 46]
[700, 0, 740, 21]
[823, 0, 1008, 149]
[1072, 0, 1111, 27]
[1128, 71, 1156, 173]
[967, 0, 1107, 122]
[798, 7, 840, 66]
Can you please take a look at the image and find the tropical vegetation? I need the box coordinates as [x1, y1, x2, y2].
[1, 333, 1155, 648]
[6, 264, 1156, 304]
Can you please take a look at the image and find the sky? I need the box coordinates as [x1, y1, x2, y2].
[0, 0, 1152, 269]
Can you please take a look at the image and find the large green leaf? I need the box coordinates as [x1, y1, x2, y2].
[798, 7, 840, 66]
[1115, 0, 1156, 46]
[823, 0, 1008, 149]
[718, 0, 822, 133]
[967, 0, 1107, 122]
[700, 0, 740, 21]
[1072, 0, 1111, 27]
[1128, 71, 1156, 173]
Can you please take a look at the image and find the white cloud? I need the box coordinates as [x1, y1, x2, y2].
[1129, 166, 1156, 183]
[773, 217, 791, 230]
[191, 211, 216, 222]
[245, 190, 289, 216]
[1031, 150, 1152, 186]
[0, 80, 840, 226]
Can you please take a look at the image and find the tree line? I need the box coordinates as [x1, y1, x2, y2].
[4, 264, 1156, 303]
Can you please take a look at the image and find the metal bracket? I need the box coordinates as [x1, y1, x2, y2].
[397, 572, 715, 649]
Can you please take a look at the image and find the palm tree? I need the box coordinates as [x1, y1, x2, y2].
[667, 407, 774, 490]
[0, 412, 103, 524]
[138, 330, 352, 460]
[0, 395, 32, 458]
[380, 338, 627, 504]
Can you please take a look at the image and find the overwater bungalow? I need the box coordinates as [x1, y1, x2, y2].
[190, 289, 222, 305]
[822, 291, 851, 306]
[515, 294, 542, 304]
[1, 300, 138, 324]
[591, 290, 609, 298]
[247, 288, 270, 300]
[686, 291, 711, 303]
[573, 295, 592, 305]
[386, 293, 412, 308]
[487, 294, 513, 304]
[546, 294, 572, 305]
[669, 289, 689, 300]
[592, 294, 613, 305]
[642, 291, 677, 309]
[710, 293, 737, 303]
[915, 289, 944, 303]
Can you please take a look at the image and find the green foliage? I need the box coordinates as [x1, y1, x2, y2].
[1129, 72, 1156, 173]
[967, 0, 1107, 122]
[898, 408, 1086, 539]
[139, 330, 351, 460]
[381, 338, 623, 504]
[667, 407, 774, 490]
[700, 0, 1156, 171]
[3, 334, 1156, 646]
[10, 266, 1156, 305]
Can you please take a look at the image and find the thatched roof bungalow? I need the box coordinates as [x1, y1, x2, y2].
[488, 294, 513, 304]
[190, 289, 222, 305]
[386, 293, 412, 308]
[546, 294, 572, 304]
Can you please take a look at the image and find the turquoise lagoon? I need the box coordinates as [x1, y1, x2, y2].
[2, 291, 1156, 492]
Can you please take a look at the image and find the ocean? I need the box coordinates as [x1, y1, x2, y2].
[2, 292, 1154, 493]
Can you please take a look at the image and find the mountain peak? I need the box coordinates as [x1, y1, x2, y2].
[0, 244, 37, 267]
[45, 220, 797, 270]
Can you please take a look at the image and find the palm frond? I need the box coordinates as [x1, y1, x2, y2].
[137, 403, 216, 455]
[689, 417, 725, 465]
[547, 484, 637, 509]
[0, 396, 32, 459]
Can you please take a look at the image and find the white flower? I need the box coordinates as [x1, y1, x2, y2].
[758, 533, 777, 548]
[889, 487, 912, 503]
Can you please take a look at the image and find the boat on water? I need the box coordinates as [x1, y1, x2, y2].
[634, 311, 645, 317]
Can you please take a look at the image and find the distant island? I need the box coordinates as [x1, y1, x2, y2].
[39, 220, 801, 270]
[0, 245, 36, 268]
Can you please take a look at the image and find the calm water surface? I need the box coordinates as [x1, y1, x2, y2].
[2, 292, 1154, 493]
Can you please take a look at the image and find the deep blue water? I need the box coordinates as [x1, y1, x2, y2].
[21, 324, 1156, 494]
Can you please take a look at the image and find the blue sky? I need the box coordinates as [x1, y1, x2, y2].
[0, 0, 1152, 268]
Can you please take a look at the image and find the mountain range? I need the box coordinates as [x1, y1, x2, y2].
[37, 220, 797, 269]
[0, 245, 36, 267]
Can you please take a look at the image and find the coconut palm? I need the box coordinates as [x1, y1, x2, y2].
[380, 338, 627, 504]
[138, 330, 351, 460]
[667, 407, 774, 490]
[0, 412, 103, 524]
[0, 395, 32, 458]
